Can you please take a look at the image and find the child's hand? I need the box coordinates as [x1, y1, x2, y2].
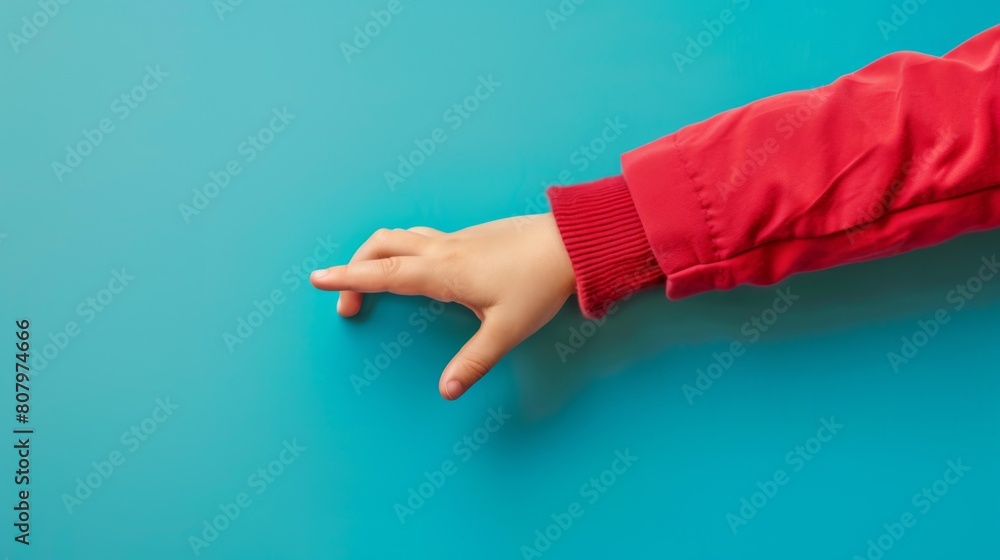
[310, 213, 576, 400]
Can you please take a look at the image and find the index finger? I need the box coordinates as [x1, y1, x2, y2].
[310, 257, 435, 297]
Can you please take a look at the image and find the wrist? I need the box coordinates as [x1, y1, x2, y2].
[547, 175, 664, 318]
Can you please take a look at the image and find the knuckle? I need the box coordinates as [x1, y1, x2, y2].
[379, 256, 401, 276]
[432, 237, 461, 263]
[371, 228, 392, 244]
[429, 242, 460, 272]
[441, 276, 463, 303]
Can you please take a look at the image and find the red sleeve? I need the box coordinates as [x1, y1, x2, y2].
[547, 175, 664, 318]
[549, 24, 1000, 317]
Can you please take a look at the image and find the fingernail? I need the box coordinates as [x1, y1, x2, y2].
[445, 380, 464, 400]
[310, 269, 328, 281]
[336, 295, 344, 314]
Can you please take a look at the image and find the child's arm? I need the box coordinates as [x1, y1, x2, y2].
[551, 24, 1000, 317]
[313, 25, 1000, 400]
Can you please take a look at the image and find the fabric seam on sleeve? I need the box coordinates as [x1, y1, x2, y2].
[704, 180, 1000, 268]
[672, 131, 727, 285]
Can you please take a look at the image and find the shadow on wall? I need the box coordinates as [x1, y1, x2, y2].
[509, 227, 1000, 420]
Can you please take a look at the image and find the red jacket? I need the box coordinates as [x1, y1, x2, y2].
[549, 25, 1000, 318]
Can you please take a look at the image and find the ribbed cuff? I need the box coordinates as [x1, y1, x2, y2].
[547, 175, 665, 319]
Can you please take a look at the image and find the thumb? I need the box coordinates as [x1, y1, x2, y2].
[440, 315, 520, 400]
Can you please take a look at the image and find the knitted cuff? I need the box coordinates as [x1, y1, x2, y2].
[547, 175, 665, 318]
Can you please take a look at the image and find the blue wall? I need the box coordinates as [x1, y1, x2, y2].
[1, 1, 998, 558]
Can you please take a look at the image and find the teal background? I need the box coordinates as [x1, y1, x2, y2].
[1, 1, 998, 558]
